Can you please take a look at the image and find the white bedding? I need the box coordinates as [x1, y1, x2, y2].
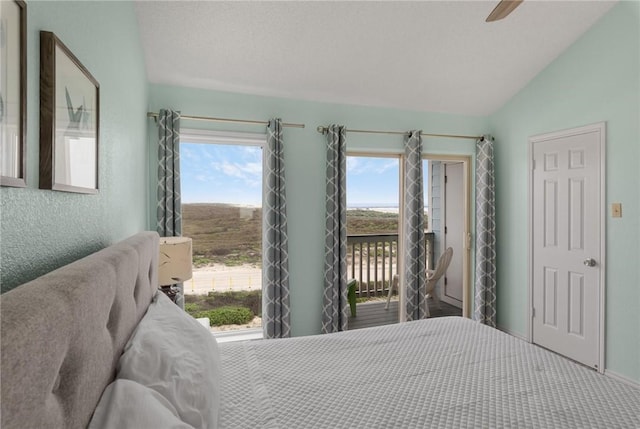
[218, 317, 639, 428]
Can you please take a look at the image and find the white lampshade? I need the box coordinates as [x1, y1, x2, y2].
[158, 236, 193, 286]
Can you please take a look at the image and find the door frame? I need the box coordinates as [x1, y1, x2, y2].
[441, 161, 465, 309]
[345, 151, 472, 321]
[425, 154, 472, 319]
[527, 122, 606, 373]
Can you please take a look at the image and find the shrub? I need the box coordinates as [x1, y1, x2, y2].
[205, 290, 262, 316]
[196, 306, 254, 326]
[192, 256, 213, 268]
[184, 302, 201, 316]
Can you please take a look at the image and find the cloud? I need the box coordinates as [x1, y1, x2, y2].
[375, 160, 397, 174]
[347, 157, 397, 176]
[181, 146, 195, 159]
[181, 143, 264, 203]
[201, 149, 215, 160]
[346, 157, 360, 173]
[213, 161, 262, 188]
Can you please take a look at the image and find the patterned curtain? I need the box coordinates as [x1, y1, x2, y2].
[157, 109, 182, 237]
[156, 109, 183, 307]
[403, 131, 426, 321]
[474, 135, 497, 326]
[322, 125, 349, 334]
[262, 119, 291, 339]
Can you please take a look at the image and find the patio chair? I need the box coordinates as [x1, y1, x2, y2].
[385, 247, 454, 317]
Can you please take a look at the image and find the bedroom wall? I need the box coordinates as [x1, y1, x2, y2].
[0, 1, 149, 292]
[148, 84, 487, 336]
[489, 1, 640, 383]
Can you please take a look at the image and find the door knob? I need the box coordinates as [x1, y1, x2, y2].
[583, 258, 597, 267]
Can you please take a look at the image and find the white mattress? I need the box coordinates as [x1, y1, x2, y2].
[218, 317, 639, 428]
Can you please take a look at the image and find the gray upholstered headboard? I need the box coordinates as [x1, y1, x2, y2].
[1, 231, 159, 429]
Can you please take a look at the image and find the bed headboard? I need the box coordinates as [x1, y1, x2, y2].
[1, 231, 159, 429]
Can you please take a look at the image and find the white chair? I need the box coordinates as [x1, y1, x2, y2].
[385, 247, 454, 317]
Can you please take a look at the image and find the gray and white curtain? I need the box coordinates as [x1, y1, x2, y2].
[262, 119, 291, 339]
[474, 135, 496, 326]
[322, 125, 349, 334]
[156, 109, 183, 307]
[157, 109, 182, 237]
[403, 131, 427, 321]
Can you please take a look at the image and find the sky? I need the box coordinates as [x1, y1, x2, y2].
[180, 142, 428, 207]
[181, 142, 263, 205]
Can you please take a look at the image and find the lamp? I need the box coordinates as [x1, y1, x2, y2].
[158, 236, 193, 306]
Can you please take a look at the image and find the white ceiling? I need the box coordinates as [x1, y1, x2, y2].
[134, 1, 617, 116]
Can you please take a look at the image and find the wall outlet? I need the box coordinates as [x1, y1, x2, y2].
[611, 203, 622, 218]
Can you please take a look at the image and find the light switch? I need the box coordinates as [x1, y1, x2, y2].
[611, 203, 622, 218]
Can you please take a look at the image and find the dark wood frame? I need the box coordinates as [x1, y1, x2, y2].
[0, 0, 27, 188]
[39, 31, 99, 194]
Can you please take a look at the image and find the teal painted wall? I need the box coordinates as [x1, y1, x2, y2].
[489, 1, 640, 382]
[148, 84, 487, 336]
[0, 1, 149, 292]
[4, 0, 633, 383]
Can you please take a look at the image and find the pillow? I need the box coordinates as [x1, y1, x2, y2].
[88, 379, 194, 429]
[117, 292, 221, 429]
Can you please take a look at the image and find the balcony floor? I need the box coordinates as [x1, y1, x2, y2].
[348, 299, 462, 331]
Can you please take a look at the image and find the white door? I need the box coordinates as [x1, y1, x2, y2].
[531, 123, 604, 370]
[442, 162, 463, 308]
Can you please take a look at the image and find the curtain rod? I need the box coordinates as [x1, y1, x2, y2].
[147, 112, 305, 129]
[316, 126, 480, 140]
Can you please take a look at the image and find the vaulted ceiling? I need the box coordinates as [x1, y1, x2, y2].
[135, 1, 616, 116]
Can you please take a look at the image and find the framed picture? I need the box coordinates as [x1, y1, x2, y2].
[0, 0, 27, 188]
[39, 31, 99, 194]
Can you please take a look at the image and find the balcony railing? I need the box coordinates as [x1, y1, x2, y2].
[347, 232, 434, 298]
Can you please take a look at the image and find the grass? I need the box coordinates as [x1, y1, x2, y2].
[182, 203, 419, 267]
[185, 290, 262, 317]
[180, 204, 410, 324]
[195, 306, 254, 327]
[183, 204, 262, 267]
[346, 209, 399, 235]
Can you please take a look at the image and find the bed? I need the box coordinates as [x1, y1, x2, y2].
[1, 232, 638, 428]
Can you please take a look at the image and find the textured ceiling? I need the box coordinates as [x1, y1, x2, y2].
[134, 1, 617, 116]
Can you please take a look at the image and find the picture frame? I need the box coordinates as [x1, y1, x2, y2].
[0, 0, 27, 188]
[39, 31, 99, 194]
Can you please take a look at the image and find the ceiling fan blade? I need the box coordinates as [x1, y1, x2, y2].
[486, 0, 523, 22]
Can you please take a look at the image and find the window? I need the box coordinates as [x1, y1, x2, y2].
[180, 130, 266, 340]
